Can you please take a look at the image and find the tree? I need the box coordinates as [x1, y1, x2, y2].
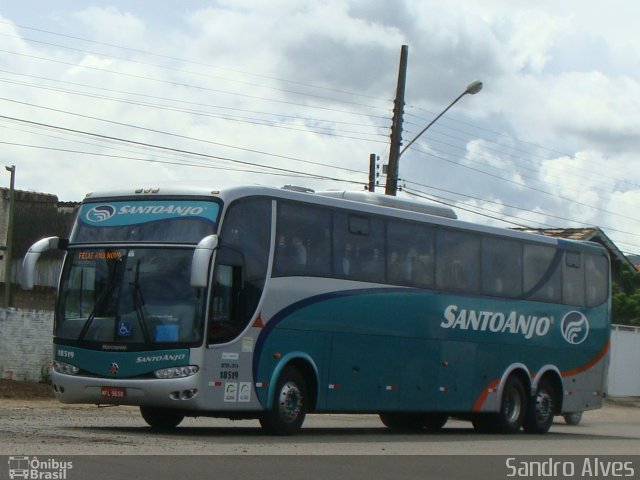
[611, 266, 640, 326]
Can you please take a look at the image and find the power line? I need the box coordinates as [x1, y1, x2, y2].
[405, 107, 640, 192]
[0, 115, 370, 184]
[409, 145, 640, 226]
[0, 31, 391, 112]
[0, 48, 392, 121]
[0, 80, 388, 142]
[0, 69, 390, 131]
[0, 100, 371, 177]
[0, 20, 390, 104]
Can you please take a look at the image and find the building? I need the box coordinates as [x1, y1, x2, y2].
[1, 188, 78, 302]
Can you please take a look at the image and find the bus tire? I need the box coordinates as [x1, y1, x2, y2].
[140, 406, 185, 429]
[523, 378, 556, 434]
[472, 414, 496, 433]
[564, 411, 582, 425]
[422, 413, 448, 432]
[260, 366, 307, 435]
[379, 413, 422, 431]
[494, 375, 527, 433]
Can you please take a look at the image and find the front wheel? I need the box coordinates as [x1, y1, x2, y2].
[140, 406, 185, 429]
[523, 378, 556, 434]
[260, 366, 308, 435]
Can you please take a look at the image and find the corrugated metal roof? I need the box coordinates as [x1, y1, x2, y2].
[512, 227, 636, 271]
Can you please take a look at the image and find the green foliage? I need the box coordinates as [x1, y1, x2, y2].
[612, 267, 640, 326]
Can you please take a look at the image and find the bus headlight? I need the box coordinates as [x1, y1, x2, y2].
[53, 360, 80, 376]
[154, 365, 199, 379]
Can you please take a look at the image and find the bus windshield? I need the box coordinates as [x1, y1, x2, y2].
[56, 247, 205, 346]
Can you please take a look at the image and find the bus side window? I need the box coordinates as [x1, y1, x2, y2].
[333, 213, 385, 283]
[481, 237, 522, 298]
[274, 202, 331, 277]
[523, 244, 561, 303]
[436, 229, 480, 293]
[563, 251, 585, 306]
[585, 253, 609, 306]
[387, 221, 434, 288]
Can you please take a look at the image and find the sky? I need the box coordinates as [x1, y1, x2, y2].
[1, 0, 639, 256]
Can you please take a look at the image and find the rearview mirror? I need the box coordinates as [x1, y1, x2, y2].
[21, 236, 63, 290]
[190, 235, 218, 288]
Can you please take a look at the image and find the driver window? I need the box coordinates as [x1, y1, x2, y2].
[207, 198, 271, 345]
[209, 264, 243, 344]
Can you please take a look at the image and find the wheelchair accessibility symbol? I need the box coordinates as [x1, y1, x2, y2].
[117, 320, 132, 337]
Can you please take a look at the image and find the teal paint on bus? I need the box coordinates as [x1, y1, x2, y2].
[255, 288, 609, 412]
[54, 345, 190, 378]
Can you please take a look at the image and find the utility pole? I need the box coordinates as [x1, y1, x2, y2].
[4, 165, 15, 307]
[385, 44, 408, 196]
[368, 153, 377, 192]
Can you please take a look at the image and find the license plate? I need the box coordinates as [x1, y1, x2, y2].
[101, 387, 126, 399]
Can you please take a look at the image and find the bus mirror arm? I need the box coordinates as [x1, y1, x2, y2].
[191, 234, 219, 288]
[21, 236, 66, 290]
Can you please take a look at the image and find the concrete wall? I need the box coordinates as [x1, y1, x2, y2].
[607, 325, 640, 397]
[0, 308, 53, 382]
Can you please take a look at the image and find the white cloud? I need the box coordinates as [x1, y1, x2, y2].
[1, 0, 640, 253]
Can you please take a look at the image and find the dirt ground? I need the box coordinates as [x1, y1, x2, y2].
[0, 379, 55, 399]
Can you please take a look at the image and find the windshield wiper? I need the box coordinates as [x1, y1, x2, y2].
[131, 260, 151, 343]
[78, 266, 120, 342]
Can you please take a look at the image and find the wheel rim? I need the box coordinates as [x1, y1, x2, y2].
[277, 381, 302, 424]
[504, 387, 523, 424]
[535, 389, 554, 424]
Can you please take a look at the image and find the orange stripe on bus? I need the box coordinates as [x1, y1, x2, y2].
[472, 379, 499, 412]
[472, 341, 610, 412]
[561, 340, 610, 378]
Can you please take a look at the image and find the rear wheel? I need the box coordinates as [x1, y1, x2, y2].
[523, 378, 556, 434]
[494, 376, 527, 433]
[260, 366, 308, 435]
[564, 412, 583, 425]
[140, 406, 185, 429]
[473, 377, 527, 434]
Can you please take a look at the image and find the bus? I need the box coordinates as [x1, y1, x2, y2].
[22, 184, 610, 435]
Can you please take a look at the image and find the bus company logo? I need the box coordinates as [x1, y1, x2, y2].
[441, 305, 551, 340]
[108, 362, 120, 375]
[561, 311, 589, 345]
[86, 205, 115, 223]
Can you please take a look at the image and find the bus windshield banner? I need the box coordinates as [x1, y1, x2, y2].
[72, 200, 220, 243]
[79, 200, 219, 227]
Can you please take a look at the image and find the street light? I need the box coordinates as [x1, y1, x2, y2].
[400, 80, 483, 156]
[385, 80, 483, 195]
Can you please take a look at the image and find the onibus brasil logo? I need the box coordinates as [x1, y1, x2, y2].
[8, 456, 73, 479]
[85, 204, 115, 223]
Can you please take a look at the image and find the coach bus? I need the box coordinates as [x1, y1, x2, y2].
[22, 184, 610, 435]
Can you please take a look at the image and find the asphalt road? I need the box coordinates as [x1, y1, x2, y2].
[1, 399, 639, 480]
